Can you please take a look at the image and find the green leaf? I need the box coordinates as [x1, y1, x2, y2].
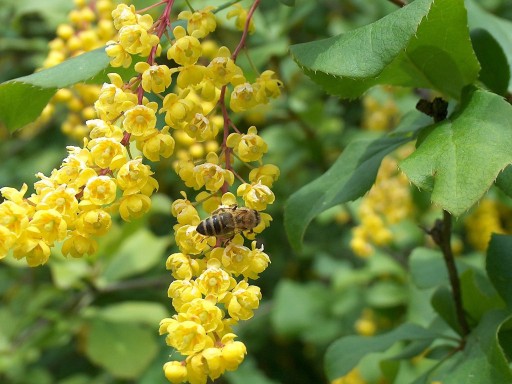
[95, 302, 169, 326]
[324, 323, 436, 381]
[496, 165, 512, 198]
[487, 234, 512, 308]
[284, 111, 427, 251]
[290, 0, 479, 99]
[442, 310, 512, 384]
[278, 0, 295, 6]
[99, 229, 170, 284]
[431, 286, 461, 335]
[0, 47, 123, 132]
[400, 87, 512, 216]
[470, 28, 510, 95]
[460, 268, 504, 322]
[365, 281, 408, 308]
[466, 0, 512, 92]
[84, 319, 158, 379]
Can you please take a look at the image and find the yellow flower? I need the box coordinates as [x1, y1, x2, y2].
[0, 225, 17, 259]
[137, 127, 175, 162]
[224, 280, 261, 321]
[111, 4, 137, 30]
[105, 42, 132, 68]
[179, 298, 224, 333]
[196, 259, 233, 298]
[178, 6, 217, 38]
[0, 201, 29, 235]
[227, 126, 268, 163]
[166, 252, 200, 280]
[61, 231, 98, 258]
[118, 24, 159, 56]
[164, 319, 213, 356]
[163, 361, 187, 384]
[87, 119, 124, 141]
[255, 70, 282, 101]
[249, 164, 280, 187]
[30, 209, 67, 244]
[75, 209, 112, 236]
[226, 4, 255, 34]
[237, 182, 275, 211]
[230, 83, 259, 112]
[183, 113, 219, 142]
[161, 92, 200, 129]
[13, 226, 51, 266]
[88, 138, 127, 170]
[205, 47, 244, 87]
[83, 176, 117, 205]
[116, 158, 153, 195]
[175, 224, 211, 255]
[220, 334, 246, 371]
[171, 197, 201, 225]
[123, 104, 158, 138]
[119, 194, 151, 221]
[135, 62, 173, 94]
[168, 280, 202, 311]
[167, 26, 202, 66]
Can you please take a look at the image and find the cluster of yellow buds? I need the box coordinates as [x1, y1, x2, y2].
[41, 0, 119, 140]
[464, 198, 510, 251]
[2, 1, 281, 383]
[361, 93, 399, 132]
[350, 150, 413, 258]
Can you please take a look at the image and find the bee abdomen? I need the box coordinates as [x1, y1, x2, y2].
[196, 213, 234, 237]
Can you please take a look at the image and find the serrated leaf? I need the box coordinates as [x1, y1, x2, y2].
[442, 310, 512, 384]
[487, 234, 512, 308]
[284, 112, 427, 251]
[400, 87, 512, 216]
[324, 323, 436, 381]
[466, 0, 512, 92]
[84, 319, 158, 379]
[470, 28, 510, 95]
[0, 47, 123, 132]
[496, 165, 512, 198]
[290, 0, 479, 99]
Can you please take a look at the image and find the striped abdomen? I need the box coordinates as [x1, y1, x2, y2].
[196, 212, 235, 238]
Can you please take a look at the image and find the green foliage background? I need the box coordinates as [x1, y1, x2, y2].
[2, 0, 512, 383]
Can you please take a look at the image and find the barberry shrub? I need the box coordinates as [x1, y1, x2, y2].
[1, 0, 512, 383]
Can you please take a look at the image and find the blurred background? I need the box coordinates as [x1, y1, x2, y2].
[1, 0, 512, 383]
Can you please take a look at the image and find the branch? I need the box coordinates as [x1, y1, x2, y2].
[388, 0, 407, 7]
[428, 211, 470, 343]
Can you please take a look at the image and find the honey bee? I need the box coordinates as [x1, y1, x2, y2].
[196, 205, 260, 240]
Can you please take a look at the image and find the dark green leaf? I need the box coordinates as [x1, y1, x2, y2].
[324, 323, 436, 381]
[487, 234, 512, 308]
[470, 28, 510, 95]
[290, 0, 479, 99]
[467, 0, 512, 92]
[0, 47, 120, 132]
[431, 286, 462, 335]
[278, 0, 295, 6]
[496, 165, 512, 198]
[442, 311, 512, 383]
[400, 87, 512, 216]
[284, 111, 427, 251]
[84, 319, 158, 379]
[460, 268, 504, 322]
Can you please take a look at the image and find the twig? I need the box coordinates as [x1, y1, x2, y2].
[388, 0, 407, 7]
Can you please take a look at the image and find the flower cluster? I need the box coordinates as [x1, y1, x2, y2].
[42, 0, 119, 140]
[350, 150, 413, 258]
[1, 1, 281, 383]
[361, 93, 399, 132]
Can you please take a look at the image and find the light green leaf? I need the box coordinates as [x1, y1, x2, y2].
[95, 302, 169, 326]
[290, 0, 479, 99]
[99, 229, 170, 284]
[324, 323, 436, 381]
[442, 311, 512, 383]
[365, 281, 408, 308]
[400, 87, 512, 216]
[84, 319, 158, 379]
[284, 111, 427, 251]
[487, 234, 512, 308]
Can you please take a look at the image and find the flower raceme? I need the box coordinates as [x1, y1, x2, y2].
[1, 1, 281, 383]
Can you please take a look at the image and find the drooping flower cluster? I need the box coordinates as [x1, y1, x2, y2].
[1, 1, 281, 383]
[350, 149, 414, 258]
[42, 0, 119, 140]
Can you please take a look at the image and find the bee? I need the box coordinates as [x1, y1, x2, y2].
[196, 205, 260, 240]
